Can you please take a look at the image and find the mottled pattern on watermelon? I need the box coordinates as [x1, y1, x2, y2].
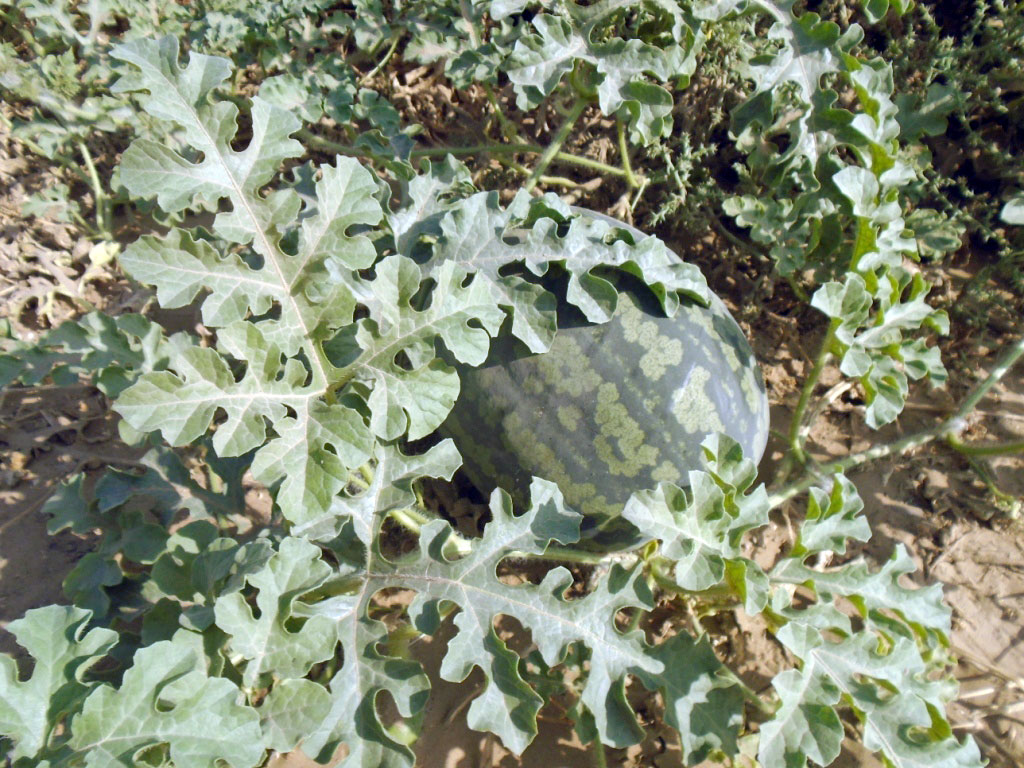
[443, 275, 769, 524]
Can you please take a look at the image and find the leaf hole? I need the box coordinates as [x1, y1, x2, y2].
[229, 109, 254, 153]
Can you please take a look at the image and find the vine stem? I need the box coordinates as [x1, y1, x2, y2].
[787, 318, 839, 465]
[0, 114, 93, 190]
[359, 33, 401, 87]
[719, 667, 776, 715]
[615, 118, 639, 189]
[386, 500, 638, 566]
[482, 83, 522, 142]
[523, 98, 588, 194]
[77, 139, 112, 240]
[0, 9, 45, 57]
[947, 434, 1024, 457]
[768, 333, 1024, 507]
[785, 216, 873, 468]
[297, 129, 626, 178]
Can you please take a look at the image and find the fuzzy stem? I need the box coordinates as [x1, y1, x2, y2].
[787, 318, 839, 465]
[459, 0, 481, 47]
[511, 547, 639, 566]
[719, 667, 776, 715]
[77, 139, 111, 239]
[625, 607, 645, 633]
[956, 334, 1024, 417]
[770, 422, 952, 507]
[963, 455, 1021, 511]
[387, 498, 638, 567]
[786, 273, 811, 304]
[298, 130, 626, 177]
[359, 33, 401, 86]
[523, 98, 588, 194]
[785, 216, 874, 467]
[769, 333, 1024, 507]
[0, 9, 46, 57]
[482, 83, 522, 141]
[947, 434, 1024, 457]
[616, 118, 639, 189]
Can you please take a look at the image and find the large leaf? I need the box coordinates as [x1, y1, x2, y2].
[302, 595, 429, 768]
[333, 254, 507, 440]
[426, 192, 709, 349]
[297, 439, 464, 545]
[763, 629, 980, 768]
[393, 479, 658, 751]
[0, 312, 168, 394]
[214, 537, 338, 687]
[68, 637, 262, 768]
[117, 322, 375, 524]
[636, 632, 745, 764]
[0, 607, 116, 762]
[812, 271, 948, 427]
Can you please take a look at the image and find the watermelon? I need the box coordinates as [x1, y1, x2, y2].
[441, 209, 769, 533]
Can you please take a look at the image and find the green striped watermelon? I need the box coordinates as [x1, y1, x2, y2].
[442, 209, 769, 536]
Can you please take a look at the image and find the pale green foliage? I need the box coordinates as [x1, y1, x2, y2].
[626, 437, 980, 768]
[214, 538, 338, 687]
[623, 436, 769, 591]
[723, 2, 950, 428]
[68, 638, 263, 768]
[0, 607, 116, 762]
[0, 436, 980, 768]
[0, 3, 988, 768]
[1003, 195, 1024, 226]
[504, 0, 702, 143]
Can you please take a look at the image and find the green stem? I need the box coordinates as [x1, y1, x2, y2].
[786, 273, 810, 304]
[787, 318, 840, 465]
[650, 563, 736, 601]
[625, 607, 645, 633]
[769, 333, 1024, 507]
[0, 9, 45, 57]
[719, 667, 776, 715]
[359, 33, 401, 86]
[702, 203, 768, 260]
[510, 547, 638, 566]
[509, 161, 590, 189]
[77, 139, 111, 239]
[459, 0, 481, 47]
[523, 98, 588, 194]
[386, 498, 639, 566]
[589, 737, 608, 768]
[546, 151, 624, 178]
[962, 455, 1021, 512]
[482, 83, 522, 142]
[616, 118, 639, 189]
[785, 216, 874, 467]
[947, 434, 1024, 457]
[297, 130, 626, 178]
[770, 422, 952, 507]
[956, 334, 1024, 417]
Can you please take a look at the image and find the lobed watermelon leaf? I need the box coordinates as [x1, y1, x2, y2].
[68, 637, 263, 768]
[0, 607, 117, 762]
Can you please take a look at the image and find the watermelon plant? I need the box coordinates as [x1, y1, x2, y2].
[3, 0, 1023, 766]
[444, 209, 770, 541]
